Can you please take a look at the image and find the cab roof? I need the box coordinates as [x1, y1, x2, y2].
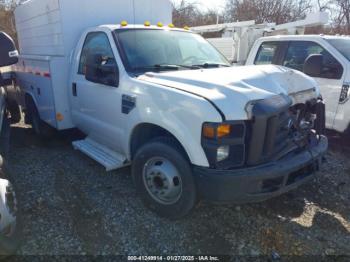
[99, 24, 192, 33]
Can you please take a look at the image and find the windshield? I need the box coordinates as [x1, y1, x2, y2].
[114, 29, 230, 73]
[326, 38, 350, 61]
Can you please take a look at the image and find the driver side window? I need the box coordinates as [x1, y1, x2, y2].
[78, 32, 116, 75]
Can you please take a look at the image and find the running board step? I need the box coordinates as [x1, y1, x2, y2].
[72, 138, 127, 172]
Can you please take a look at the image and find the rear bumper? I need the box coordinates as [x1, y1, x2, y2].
[193, 135, 328, 203]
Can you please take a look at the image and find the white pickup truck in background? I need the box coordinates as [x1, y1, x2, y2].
[246, 35, 350, 135]
[192, 14, 350, 135]
[9, 0, 328, 218]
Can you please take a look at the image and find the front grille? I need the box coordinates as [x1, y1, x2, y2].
[270, 111, 295, 159]
[247, 96, 294, 166]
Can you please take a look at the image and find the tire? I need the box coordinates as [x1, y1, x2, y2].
[0, 117, 10, 159]
[7, 100, 20, 124]
[132, 137, 197, 219]
[27, 99, 55, 138]
[0, 162, 22, 256]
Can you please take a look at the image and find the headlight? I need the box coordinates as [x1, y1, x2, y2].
[201, 121, 246, 169]
[217, 146, 230, 162]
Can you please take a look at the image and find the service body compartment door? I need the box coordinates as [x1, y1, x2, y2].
[16, 57, 57, 128]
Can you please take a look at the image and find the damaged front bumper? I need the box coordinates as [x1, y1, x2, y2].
[193, 135, 328, 203]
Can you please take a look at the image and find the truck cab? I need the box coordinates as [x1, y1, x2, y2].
[246, 35, 350, 134]
[13, 0, 328, 219]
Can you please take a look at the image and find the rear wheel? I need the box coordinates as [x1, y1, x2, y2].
[132, 138, 197, 219]
[7, 100, 21, 124]
[0, 116, 10, 158]
[26, 98, 55, 138]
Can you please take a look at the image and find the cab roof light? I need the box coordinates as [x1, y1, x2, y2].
[121, 20, 128, 27]
[144, 21, 151, 27]
[157, 22, 163, 27]
[184, 26, 190, 30]
[168, 23, 175, 28]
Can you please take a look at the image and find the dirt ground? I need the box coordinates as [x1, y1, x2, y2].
[6, 122, 350, 259]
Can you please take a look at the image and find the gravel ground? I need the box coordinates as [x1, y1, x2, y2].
[6, 121, 350, 258]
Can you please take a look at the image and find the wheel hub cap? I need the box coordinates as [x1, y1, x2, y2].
[143, 157, 182, 205]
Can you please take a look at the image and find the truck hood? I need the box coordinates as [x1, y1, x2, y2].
[138, 65, 319, 120]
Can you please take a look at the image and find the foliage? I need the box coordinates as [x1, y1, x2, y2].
[172, 0, 219, 27]
[0, 0, 17, 44]
[223, 0, 313, 24]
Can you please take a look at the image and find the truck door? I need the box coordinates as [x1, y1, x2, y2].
[70, 31, 123, 152]
[281, 41, 344, 130]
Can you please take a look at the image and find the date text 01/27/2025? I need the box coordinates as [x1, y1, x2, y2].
[127, 256, 221, 261]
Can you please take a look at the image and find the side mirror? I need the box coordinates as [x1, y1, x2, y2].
[0, 32, 18, 67]
[304, 54, 323, 77]
[85, 53, 119, 87]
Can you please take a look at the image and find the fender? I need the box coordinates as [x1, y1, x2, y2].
[123, 77, 223, 167]
[128, 120, 210, 167]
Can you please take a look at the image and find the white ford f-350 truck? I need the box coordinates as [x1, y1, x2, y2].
[246, 35, 350, 135]
[11, 0, 328, 218]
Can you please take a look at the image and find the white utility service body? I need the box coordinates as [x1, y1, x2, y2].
[246, 35, 350, 134]
[13, 0, 172, 130]
[12, 0, 328, 218]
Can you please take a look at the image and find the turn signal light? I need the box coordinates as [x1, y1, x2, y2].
[217, 124, 231, 138]
[202, 124, 231, 139]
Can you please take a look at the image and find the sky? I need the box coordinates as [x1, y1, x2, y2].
[173, 0, 227, 12]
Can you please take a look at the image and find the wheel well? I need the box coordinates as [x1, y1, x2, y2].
[24, 93, 36, 124]
[130, 123, 189, 161]
[24, 93, 35, 110]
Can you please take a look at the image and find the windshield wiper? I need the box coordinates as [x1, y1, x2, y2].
[192, 63, 231, 68]
[134, 64, 199, 72]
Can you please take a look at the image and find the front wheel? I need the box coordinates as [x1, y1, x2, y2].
[132, 138, 197, 219]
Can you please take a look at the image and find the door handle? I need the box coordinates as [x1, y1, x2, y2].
[72, 83, 77, 97]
